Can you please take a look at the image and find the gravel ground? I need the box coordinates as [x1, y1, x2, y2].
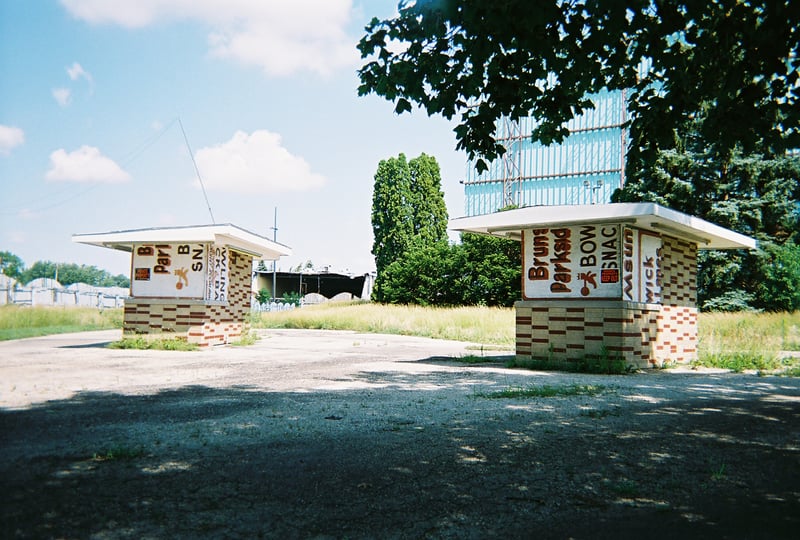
[1, 329, 799, 539]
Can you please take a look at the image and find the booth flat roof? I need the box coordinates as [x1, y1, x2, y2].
[72, 223, 292, 260]
[449, 203, 756, 250]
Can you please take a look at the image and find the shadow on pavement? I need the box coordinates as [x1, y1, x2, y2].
[1, 374, 799, 539]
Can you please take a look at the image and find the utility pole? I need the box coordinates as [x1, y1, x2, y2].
[271, 207, 278, 302]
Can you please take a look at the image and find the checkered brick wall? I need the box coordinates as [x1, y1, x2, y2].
[654, 236, 698, 361]
[123, 250, 253, 347]
[515, 234, 698, 368]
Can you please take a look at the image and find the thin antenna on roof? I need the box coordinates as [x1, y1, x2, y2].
[178, 118, 215, 224]
[271, 207, 278, 301]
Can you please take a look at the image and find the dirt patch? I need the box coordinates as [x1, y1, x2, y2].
[1, 329, 799, 539]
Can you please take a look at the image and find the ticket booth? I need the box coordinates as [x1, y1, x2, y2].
[450, 203, 756, 368]
[73, 224, 291, 346]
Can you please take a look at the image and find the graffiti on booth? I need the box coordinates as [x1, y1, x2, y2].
[523, 224, 661, 303]
[207, 245, 229, 302]
[132, 243, 208, 298]
[622, 228, 662, 303]
[523, 225, 621, 299]
[131, 243, 230, 301]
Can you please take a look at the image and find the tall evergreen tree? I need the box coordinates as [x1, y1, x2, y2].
[408, 153, 449, 244]
[371, 154, 415, 301]
[615, 118, 800, 311]
[371, 153, 448, 302]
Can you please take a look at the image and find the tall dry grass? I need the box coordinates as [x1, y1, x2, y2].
[0, 305, 123, 341]
[697, 310, 800, 370]
[252, 302, 515, 346]
[256, 303, 800, 370]
[4, 302, 799, 373]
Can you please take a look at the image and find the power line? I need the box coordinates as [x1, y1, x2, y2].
[178, 118, 215, 224]
[119, 118, 177, 168]
[0, 119, 178, 215]
[1, 117, 216, 224]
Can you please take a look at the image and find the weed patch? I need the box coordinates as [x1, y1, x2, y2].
[476, 384, 608, 399]
[693, 352, 779, 373]
[108, 336, 198, 351]
[465, 344, 514, 352]
[710, 462, 727, 481]
[698, 311, 800, 361]
[779, 364, 800, 377]
[609, 479, 640, 497]
[453, 354, 507, 364]
[230, 332, 259, 346]
[506, 356, 632, 375]
[92, 444, 146, 462]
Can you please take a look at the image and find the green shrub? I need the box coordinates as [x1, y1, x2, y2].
[108, 336, 198, 351]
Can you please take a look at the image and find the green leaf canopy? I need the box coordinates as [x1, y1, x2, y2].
[358, 1, 799, 171]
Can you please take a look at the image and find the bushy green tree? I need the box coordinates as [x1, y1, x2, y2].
[379, 233, 521, 307]
[757, 242, 800, 312]
[380, 239, 467, 306]
[0, 251, 24, 280]
[371, 153, 448, 301]
[459, 233, 521, 307]
[256, 288, 271, 305]
[697, 241, 800, 312]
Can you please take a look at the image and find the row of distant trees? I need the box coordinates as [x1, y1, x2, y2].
[0, 251, 130, 288]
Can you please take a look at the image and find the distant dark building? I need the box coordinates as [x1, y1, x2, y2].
[253, 270, 374, 302]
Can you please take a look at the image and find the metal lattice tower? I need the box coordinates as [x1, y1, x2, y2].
[463, 89, 629, 216]
[501, 117, 523, 209]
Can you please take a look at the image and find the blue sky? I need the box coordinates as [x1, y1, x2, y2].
[0, 0, 467, 277]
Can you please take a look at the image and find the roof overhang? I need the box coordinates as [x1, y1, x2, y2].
[72, 223, 292, 260]
[449, 203, 756, 250]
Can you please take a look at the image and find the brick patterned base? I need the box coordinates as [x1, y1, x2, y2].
[515, 301, 697, 367]
[122, 250, 253, 347]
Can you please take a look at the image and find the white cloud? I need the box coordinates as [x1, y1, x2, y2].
[59, 0, 358, 76]
[67, 61, 93, 84]
[46, 146, 131, 183]
[0, 125, 25, 155]
[195, 130, 326, 194]
[66, 62, 94, 94]
[52, 87, 72, 107]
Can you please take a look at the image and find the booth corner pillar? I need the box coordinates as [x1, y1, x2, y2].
[73, 224, 292, 347]
[450, 203, 756, 369]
